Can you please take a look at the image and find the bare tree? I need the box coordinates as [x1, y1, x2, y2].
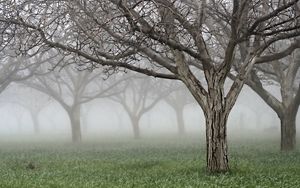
[230, 1, 300, 151]
[1, 0, 300, 172]
[207, 1, 300, 151]
[0, 50, 56, 134]
[23, 61, 124, 143]
[164, 82, 195, 135]
[110, 76, 167, 139]
[247, 49, 300, 151]
[0, 50, 41, 94]
[0, 85, 52, 134]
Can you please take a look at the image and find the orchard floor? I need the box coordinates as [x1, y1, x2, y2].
[0, 133, 300, 188]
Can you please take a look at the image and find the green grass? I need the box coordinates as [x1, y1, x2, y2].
[0, 135, 300, 188]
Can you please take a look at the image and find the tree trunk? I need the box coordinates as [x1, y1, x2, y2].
[130, 116, 140, 139]
[81, 113, 88, 134]
[69, 105, 82, 143]
[186, 81, 230, 172]
[205, 108, 229, 173]
[175, 108, 185, 135]
[177, 59, 239, 173]
[280, 112, 296, 151]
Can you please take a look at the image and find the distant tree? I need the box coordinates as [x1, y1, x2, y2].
[0, 49, 45, 94]
[164, 82, 195, 135]
[23, 61, 125, 143]
[247, 49, 300, 151]
[1, 86, 52, 134]
[80, 104, 91, 133]
[110, 76, 168, 139]
[0, 50, 55, 134]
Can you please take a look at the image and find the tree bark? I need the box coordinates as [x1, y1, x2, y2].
[280, 111, 296, 151]
[69, 105, 82, 143]
[205, 106, 230, 173]
[204, 71, 231, 173]
[175, 108, 185, 135]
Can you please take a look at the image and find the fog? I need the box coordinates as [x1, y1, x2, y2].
[0, 81, 298, 142]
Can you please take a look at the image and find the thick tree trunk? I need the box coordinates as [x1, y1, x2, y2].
[181, 74, 231, 172]
[205, 109, 229, 173]
[130, 116, 140, 139]
[176, 55, 242, 173]
[175, 108, 185, 135]
[69, 105, 82, 143]
[185, 81, 230, 172]
[280, 112, 296, 151]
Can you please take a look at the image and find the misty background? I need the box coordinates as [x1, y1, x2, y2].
[0, 78, 298, 141]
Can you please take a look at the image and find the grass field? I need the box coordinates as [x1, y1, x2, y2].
[0, 134, 300, 188]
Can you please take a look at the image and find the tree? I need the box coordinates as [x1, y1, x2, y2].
[164, 82, 195, 135]
[247, 48, 300, 151]
[110, 76, 167, 139]
[24, 60, 125, 143]
[0, 85, 52, 134]
[0, 50, 55, 133]
[227, 1, 300, 151]
[1, 0, 300, 172]
[208, 1, 300, 151]
[0, 50, 41, 94]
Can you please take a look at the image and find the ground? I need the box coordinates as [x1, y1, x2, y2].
[0, 134, 300, 188]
